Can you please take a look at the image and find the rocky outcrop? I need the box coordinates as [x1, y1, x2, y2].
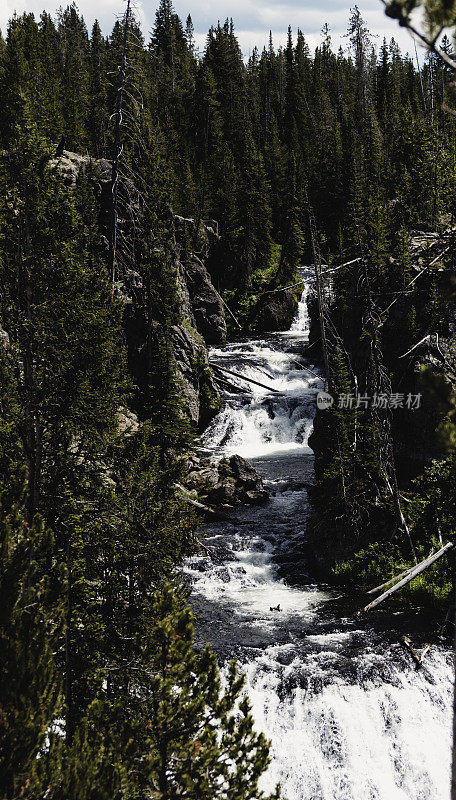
[172, 215, 227, 346]
[172, 214, 219, 260]
[48, 150, 112, 186]
[250, 289, 298, 332]
[184, 453, 268, 507]
[49, 152, 225, 428]
[0, 326, 10, 349]
[183, 256, 227, 345]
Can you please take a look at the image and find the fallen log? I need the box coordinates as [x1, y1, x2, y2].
[398, 333, 431, 359]
[419, 642, 432, 665]
[288, 358, 324, 380]
[213, 374, 247, 395]
[320, 257, 363, 275]
[401, 636, 423, 669]
[259, 279, 305, 295]
[210, 363, 280, 394]
[304, 337, 321, 352]
[174, 483, 231, 520]
[230, 358, 277, 381]
[303, 364, 325, 382]
[220, 297, 243, 329]
[361, 541, 453, 613]
[366, 564, 418, 595]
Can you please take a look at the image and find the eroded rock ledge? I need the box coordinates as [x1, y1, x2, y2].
[184, 453, 268, 507]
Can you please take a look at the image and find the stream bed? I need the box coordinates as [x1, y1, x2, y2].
[184, 273, 453, 800]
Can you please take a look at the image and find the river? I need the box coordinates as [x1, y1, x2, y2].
[184, 271, 453, 800]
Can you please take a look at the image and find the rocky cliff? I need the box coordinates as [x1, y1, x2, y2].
[49, 151, 225, 428]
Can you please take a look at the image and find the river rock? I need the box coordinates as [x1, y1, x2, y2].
[184, 453, 268, 507]
[250, 289, 298, 332]
[207, 482, 237, 505]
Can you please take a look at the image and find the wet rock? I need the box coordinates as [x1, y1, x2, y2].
[229, 454, 259, 486]
[250, 289, 298, 332]
[207, 481, 237, 506]
[214, 566, 232, 583]
[245, 488, 269, 504]
[183, 453, 268, 507]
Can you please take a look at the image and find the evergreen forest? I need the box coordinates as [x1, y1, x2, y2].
[2, 0, 456, 796]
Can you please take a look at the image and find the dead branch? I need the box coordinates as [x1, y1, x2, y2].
[209, 363, 280, 393]
[361, 541, 453, 612]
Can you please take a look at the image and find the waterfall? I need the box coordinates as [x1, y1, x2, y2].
[186, 273, 453, 800]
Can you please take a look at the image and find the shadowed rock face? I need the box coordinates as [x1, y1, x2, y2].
[251, 289, 298, 332]
[49, 151, 224, 427]
[172, 215, 227, 346]
[184, 453, 268, 507]
[184, 256, 227, 345]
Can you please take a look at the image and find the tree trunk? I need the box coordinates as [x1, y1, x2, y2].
[109, 0, 131, 294]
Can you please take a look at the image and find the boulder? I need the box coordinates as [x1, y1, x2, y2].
[185, 453, 268, 507]
[251, 289, 298, 332]
[48, 150, 111, 187]
[206, 482, 237, 505]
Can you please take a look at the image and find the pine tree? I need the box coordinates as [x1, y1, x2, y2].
[133, 585, 281, 800]
[234, 134, 273, 289]
[57, 4, 91, 150]
[346, 6, 372, 118]
[88, 21, 109, 156]
[0, 480, 63, 799]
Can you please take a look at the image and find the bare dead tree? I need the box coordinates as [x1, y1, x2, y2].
[306, 196, 331, 391]
[381, 0, 456, 73]
[110, 0, 132, 295]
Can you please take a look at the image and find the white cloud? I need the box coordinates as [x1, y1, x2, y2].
[0, 0, 417, 57]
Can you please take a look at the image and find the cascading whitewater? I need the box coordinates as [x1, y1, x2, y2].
[186, 272, 453, 800]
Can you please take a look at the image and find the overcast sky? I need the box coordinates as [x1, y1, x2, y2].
[0, 0, 415, 58]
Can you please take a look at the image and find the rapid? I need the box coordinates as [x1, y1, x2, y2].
[184, 270, 453, 800]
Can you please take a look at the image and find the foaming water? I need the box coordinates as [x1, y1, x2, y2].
[248, 648, 452, 800]
[203, 274, 322, 459]
[189, 270, 453, 800]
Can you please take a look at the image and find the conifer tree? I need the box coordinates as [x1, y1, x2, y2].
[134, 585, 281, 800]
[0, 471, 63, 798]
[88, 21, 109, 156]
[57, 4, 90, 150]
